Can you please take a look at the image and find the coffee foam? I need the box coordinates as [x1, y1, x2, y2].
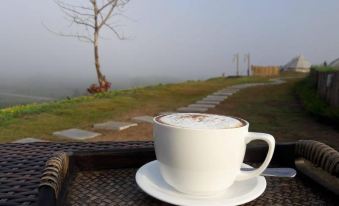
[157, 113, 243, 129]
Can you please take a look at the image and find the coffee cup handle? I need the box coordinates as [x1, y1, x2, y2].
[236, 132, 275, 181]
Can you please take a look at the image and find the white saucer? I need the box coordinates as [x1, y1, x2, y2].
[135, 160, 266, 206]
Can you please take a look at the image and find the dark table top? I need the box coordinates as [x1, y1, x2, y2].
[0, 141, 153, 206]
[66, 167, 337, 206]
[0, 141, 338, 206]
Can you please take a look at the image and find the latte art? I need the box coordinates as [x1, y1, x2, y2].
[156, 113, 243, 129]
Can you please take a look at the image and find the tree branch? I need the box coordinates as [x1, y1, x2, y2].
[103, 23, 124, 40]
[98, 0, 116, 13]
[42, 22, 94, 43]
[55, 0, 94, 17]
[98, 1, 117, 29]
[72, 17, 95, 29]
[55, 0, 92, 11]
[47, 0, 130, 43]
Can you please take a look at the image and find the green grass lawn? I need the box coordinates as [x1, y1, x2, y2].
[0, 76, 269, 143]
[210, 78, 339, 150]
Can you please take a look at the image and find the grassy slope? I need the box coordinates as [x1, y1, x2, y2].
[0, 76, 268, 143]
[210, 78, 339, 150]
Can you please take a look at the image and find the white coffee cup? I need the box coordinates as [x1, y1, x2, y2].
[153, 113, 275, 196]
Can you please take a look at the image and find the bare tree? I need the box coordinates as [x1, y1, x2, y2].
[48, 0, 130, 93]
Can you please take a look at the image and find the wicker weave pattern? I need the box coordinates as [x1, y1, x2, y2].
[66, 168, 338, 206]
[1, 141, 338, 205]
[40, 151, 69, 199]
[296, 140, 339, 176]
[0, 141, 153, 206]
[66, 169, 164, 206]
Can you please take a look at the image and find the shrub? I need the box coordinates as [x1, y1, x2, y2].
[295, 76, 339, 127]
[312, 66, 338, 72]
[87, 77, 111, 94]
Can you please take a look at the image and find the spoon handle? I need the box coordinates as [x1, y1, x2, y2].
[241, 167, 297, 178]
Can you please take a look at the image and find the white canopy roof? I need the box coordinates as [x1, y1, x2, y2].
[284, 55, 311, 70]
[329, 58, 339, 68]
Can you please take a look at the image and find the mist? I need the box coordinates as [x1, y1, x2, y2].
[1, 0, 339, 106]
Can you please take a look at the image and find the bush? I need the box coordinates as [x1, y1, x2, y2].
[295, 77, 339, 127]
[312, 66, 338, 72]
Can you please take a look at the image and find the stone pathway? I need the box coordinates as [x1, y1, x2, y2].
[188, 104, 216, 108]
[203, 95, 227, 101]
[131, 116, 154, 124]
[176, 78, 286, 114]
[13, 138, 48, 143]
[196, 100, 221, 104]
[93, 121, 138, 131]
[213, 92, 234, 96]
[177, 107, 208, 112]
[53, 128, 101, 140]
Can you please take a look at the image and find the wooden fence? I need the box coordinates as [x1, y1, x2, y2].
[310, 70, 339, 107]
[251, 66, 280, 76]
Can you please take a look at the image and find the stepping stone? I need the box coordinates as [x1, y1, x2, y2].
[231, 84, 257, 89]
[219, 88, 240, 92]
[211, 93, 228, 97]
[159, 112, 175, 116]
[13, 138, 48, 143]
[238, 84, 253, 88]
[250, 83, 266, 86]
[230, 85, 249, 89]
[230, 83, 267, 89]
[188, 104, 215, 108]
[132, 115, 154, 124]
[196, 100, 221, 104]
[93, 121, 137, 131]
[213, 92, 234, 96]
[203, 95, 227, 101]
[270, 79, 285, 85]
[177, 107, 208, 113]
[53, 128, 101, 140]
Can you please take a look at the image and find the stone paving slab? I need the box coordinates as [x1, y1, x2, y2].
[196, 100, 221, 104]
[177, 107, 208, 112]
[214, 90, 240, 94]
[213, 92, 234, 96]
[13, 138, 48, 143]
[231, 84, 253, 88]
[230, 85, 250, 89]
[93, 121, 137, 131]
[188, 104, 215, 108]
[219, 88, 239, 92]
[218, 88, 240, 92]
[231, 83, 264, 89]
[131, 115, 154, 124]
[53, 128, 101, 140]
[254, 83, 267, 86]
[203, 95, 227, 101]
[270, 79, 285, 85]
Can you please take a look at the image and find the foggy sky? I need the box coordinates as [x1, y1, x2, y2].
[1, 0, 339, 87]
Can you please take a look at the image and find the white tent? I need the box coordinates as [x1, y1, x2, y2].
[329, 58, 339, 68]
[283, 55, 311, 73]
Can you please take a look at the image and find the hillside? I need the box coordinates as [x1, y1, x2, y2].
[0, 76, 268, 143]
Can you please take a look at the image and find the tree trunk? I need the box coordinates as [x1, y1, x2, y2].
[93, 31, 105, 86]
[93, 0, 105, 87]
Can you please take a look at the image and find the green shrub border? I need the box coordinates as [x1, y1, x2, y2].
[312, 66, 338, 72]
[295, 76, 339, 128]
